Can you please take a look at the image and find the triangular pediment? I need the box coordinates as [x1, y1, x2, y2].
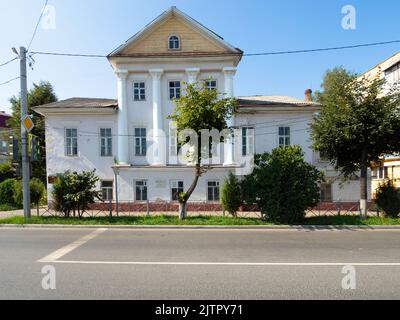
[109, 7, 242, 57]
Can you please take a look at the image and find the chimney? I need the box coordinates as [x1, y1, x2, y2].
[304, 89, 313, 102]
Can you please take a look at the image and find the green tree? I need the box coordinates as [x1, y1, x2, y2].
[375, 180, 400, 218]
[8, 81, 57, 183]
[168, 82, 237, 219]
[0, 161, 16, 183]
[0, 178, 19, 206]
[311, 67, 400, 217]
[51, 170, 100, 218]
[242, 146, 323, 224]
[14, 178, 46, 216]
[221, 172, 242, 217]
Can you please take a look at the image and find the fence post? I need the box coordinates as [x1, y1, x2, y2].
[337, 201, 341, 217]
[109, 198, 112, 218]
[146, 198, 150, 216]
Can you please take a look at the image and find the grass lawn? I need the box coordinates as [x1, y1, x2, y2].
[0, 204, 22, 211]
[0, 215, 400, 226]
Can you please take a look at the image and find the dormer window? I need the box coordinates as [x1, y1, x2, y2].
[168, 35, 180, 50]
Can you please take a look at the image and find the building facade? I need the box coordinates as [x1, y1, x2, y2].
[0, 111, 11, 163]
[35, 7, 364, 208]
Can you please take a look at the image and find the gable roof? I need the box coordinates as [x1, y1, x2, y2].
[238, 95, 321, 107]
[34, 98, 118, 110]
[361, 51, 400, 78]
[108, 6, 243, 58]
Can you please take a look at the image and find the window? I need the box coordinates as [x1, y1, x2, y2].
[320, 183, 332, 202]
[135, 180, 148, 201]
[385, 63, 400, 84]
[169, 81, 181, 99]
[204, 79, 217, 91]
[65, 128, 78, 156]
[133, 82, 146, 101]
[376, 166, 388, 180]
[135, 128, 147, 156]
[171, 180, 184, 201]
[242, 127, 254, 156]
[168, 35, 180, 50]
[278, 127, 290, 146]
[100, 128, 112, 157]
[101, 181, 113, 202]
[207, 181, 220, 202]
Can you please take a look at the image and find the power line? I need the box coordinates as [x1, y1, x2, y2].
[0, 76, 20, 86]
[0, 57, 18, 68]
[243, 40, 400, 57]
[29, 39, 400, 59]
[27, 0, 49, 51]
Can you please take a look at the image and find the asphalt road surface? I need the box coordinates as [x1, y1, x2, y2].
[1, 227, 400, 299]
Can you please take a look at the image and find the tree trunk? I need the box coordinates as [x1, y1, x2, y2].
[360, 148, 368, 219]
[179, 164, 202, 220]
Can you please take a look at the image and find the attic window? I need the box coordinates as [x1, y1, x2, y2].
[168, 35, 180, 50]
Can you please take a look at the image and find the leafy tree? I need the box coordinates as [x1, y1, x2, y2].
[8, 81, 57, 183]
[375, 180, 400, 218]
[311, 67, 400, 217]
[0, 178, 19, 206]
[221, 172, 242, 217]
[14, 178, 46, 216]
[0, 161, 16, 183]
[51, 170, 100, 218]
[241, 146, 323, 224]
[168, 82, 237, 219]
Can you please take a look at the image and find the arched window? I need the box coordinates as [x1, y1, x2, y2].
[168, 35, 180, 50]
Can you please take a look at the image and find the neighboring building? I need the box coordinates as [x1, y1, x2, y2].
[35, 7, 365, 208]
[360, 51, 400, 198]
[0, 111, 11, 163]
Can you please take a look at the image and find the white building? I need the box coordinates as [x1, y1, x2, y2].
[35, 7, 363, 209]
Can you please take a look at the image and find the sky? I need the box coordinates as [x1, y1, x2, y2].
[0, 0, 400, 114]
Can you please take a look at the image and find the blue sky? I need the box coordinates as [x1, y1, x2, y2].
[0, 0, 399, 114]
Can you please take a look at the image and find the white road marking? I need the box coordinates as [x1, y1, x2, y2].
[37, 228, 107, 263]
[50, 260, 400, 266]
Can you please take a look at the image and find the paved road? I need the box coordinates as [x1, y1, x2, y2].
[0, 227, 400, 299]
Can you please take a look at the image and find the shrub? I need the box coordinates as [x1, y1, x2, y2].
[51, 170, 100, 218]
[242, 146, 323, 224]
[14, 178, 46, 210]
[221, 173, 242, 217]
[375, 181, 400, 218]
[0, 162, 15, 183]
[0, 178, 19, 206]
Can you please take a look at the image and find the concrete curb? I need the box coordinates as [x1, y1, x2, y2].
[1, 224, 400, 230]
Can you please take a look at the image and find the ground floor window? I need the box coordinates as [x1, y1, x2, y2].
[207, 181, 220, 201]
[101, 181, 113, 202]
[375, 166, 388, 180]
[171, 180, 184, 201]
[135, 180, 148, 201]
[320, 183, 332, 202]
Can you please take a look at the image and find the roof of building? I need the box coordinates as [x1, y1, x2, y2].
[361, 51, 400, 77]
[238, 95, 321, 107]
[34, 98, 118, 110]
[0, 112, 11, 128]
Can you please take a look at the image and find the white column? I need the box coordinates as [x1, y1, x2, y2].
[116, 70, 129, 164]
[186, 68, 200, 84]
[149, 69, 165, 166]
[223, 67, 237, 166]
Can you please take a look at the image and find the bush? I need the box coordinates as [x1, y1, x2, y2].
[375, 181, 400, 218]
[0, 179, 19, 206]
[242, 146, 323, 224]
[14, 178, 46, 208]
[52, 170, 100, 218]
[221, 173, 242, 217]
[0, 162, 15, 183]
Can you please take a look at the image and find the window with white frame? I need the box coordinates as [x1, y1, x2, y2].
[204, 79, 217, 91]
[101, 181, 113, 202]
[207, 181, 220, 201]
[169, 81, 181, 99]
[134, 128, 147, 156]
[168, 35, 180, 50]
[135, 180, 147, 201]
[242, 127, 254, 156]
[320, 183, 332, 202]
[100, 128, 112, 157]
[376, 166, 388, 180]
[171, 180, 184, 201]
[278, 127, 290, 147]
[133, 82, 146, 101]
[385, 63, 400, 85]
[65, 128, 78, 156]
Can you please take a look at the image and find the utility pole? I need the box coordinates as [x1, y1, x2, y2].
[19, 46, 31, 219]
